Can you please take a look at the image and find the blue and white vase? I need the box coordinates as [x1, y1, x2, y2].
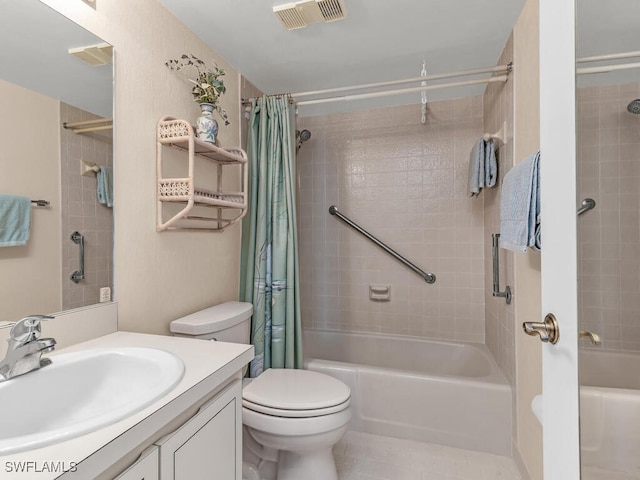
[195, 103, 219, 144]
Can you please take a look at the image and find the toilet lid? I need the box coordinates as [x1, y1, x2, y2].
[242, 369, 350, 411]
[243, 397, 350, 418]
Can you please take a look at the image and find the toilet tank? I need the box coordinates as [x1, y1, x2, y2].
[169, 301, 253, 343]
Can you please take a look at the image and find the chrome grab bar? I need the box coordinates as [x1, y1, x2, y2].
[492, 233, 512, 304]
[577, 198, 596, 216]
[328, 205, 436, 284]
[70, 231, 85, 283]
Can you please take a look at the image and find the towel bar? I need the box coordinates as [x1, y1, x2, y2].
[492, 233, 512, 304]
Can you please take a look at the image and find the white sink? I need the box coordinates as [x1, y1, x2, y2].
[0, 347, 184, 455]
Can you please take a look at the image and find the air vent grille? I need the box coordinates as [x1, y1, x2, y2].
[273, 4, 307, 30]
[316, 0, 346, 22]
[273, 0, 347, 30]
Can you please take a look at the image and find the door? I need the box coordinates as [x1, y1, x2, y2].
[539, 0, 581, 478]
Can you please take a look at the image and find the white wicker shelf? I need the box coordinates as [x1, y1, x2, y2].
[157, 116, 248, 232]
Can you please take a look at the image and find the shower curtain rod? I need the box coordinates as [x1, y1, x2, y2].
[577, 61, 640, 75]
[291, 63, 512, 99]
[577, 50, 640, 63]
[296, 75, 509, 107]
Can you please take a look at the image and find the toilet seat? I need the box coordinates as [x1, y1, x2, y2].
[242, 369, 351, 418]
[243, 398, 350, 418]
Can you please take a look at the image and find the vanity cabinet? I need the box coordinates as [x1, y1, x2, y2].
[156, 379, 242, 480]
[20, 333, 252, 480]
[114, 446, 159, 480]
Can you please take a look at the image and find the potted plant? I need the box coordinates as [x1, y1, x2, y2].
[166, 54, 230, 144]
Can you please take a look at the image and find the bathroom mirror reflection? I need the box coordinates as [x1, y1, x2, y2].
[0, 0, 114, 323]
[576, 0, 640, 476]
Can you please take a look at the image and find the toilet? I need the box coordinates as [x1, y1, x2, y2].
[170, 301, 351, 480]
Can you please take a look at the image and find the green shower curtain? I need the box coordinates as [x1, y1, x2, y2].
[240, 95, 303, 377]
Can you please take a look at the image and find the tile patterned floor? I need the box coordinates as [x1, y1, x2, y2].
[333, 431, 522, 480]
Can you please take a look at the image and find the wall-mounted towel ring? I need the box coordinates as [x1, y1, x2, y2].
[483, 121, 508, 145]
[81, 160, 101, 177]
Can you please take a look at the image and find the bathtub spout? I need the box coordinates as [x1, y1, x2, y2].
[579, 330, 601, 346]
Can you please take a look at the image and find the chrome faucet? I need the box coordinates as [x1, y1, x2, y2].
[0, 315, 56, 382]
[579, 330, 601, 346]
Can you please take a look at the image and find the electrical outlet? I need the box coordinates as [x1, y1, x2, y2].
[99, 287, 111, 303]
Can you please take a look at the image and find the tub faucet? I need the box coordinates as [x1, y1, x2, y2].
[579, 330, 601, 346]
[0, 315, 56, 382]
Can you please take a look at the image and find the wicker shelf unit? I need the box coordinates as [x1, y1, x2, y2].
[156, 116, 248, 232]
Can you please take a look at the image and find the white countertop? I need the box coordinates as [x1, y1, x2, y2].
[0, 332, 253, 479]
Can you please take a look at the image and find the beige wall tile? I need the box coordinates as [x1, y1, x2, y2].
[298, 101, 485, 343]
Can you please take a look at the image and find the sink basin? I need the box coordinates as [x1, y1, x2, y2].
[0, 347, 184, 455]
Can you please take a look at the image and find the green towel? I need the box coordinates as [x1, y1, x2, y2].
[0, 194, 31, 247]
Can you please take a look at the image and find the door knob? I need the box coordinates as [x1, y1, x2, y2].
[523, 313, 559, 344]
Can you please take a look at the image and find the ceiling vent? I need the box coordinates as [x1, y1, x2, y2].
[273, 0, 347, 30]
[68, 42, 113, 66]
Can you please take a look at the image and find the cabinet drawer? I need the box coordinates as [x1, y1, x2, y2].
[156, 379, 242, 480]
[115, 446, 159, 480]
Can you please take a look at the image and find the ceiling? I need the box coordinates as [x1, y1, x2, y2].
[160, 0, 640, 116]
[2, 1, 637, 120]
[159, 0, 527, 116]
[0, 0, 113, 118]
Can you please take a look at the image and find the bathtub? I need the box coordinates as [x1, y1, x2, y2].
[303, 329, 511, 456]
[580, 349, 640, 473]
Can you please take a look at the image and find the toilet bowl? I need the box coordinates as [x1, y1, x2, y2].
[170, 302, 351, 480]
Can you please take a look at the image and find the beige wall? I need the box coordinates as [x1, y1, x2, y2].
[42, 0, 242, 334]
[513, 0, 543, 478]
[0, 79, 62, 322]
[483, 0, 543, 478]
[483, 34, 516, 387]
[298, 99, 486, 342]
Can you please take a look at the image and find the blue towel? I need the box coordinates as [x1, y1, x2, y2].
[485, 139, 497, 188]
[468, 139, 485, 196]
[0, 194, 31, 247]
[96, 166, 113, 208]
[468, 138, 498, 196]
[500, 151, 541, 253]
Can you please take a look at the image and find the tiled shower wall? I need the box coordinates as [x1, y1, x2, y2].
[60, 103, 113, 310]
[297, 99, 486, 343]
[577, 82, 640, 351]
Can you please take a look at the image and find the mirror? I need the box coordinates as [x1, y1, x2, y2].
[576, 0, 640, 476]
[0, 0, 114, 322]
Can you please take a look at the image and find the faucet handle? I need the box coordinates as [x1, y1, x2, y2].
[9, 315, 54, 343]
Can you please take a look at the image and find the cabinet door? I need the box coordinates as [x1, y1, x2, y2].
[157, 379, 242, 480]
[115, 446, 159, 480]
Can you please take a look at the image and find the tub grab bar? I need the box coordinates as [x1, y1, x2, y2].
[70, 231, 85, 284]
[492, 233, 512, 304]
[329, 205, 436, 284]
